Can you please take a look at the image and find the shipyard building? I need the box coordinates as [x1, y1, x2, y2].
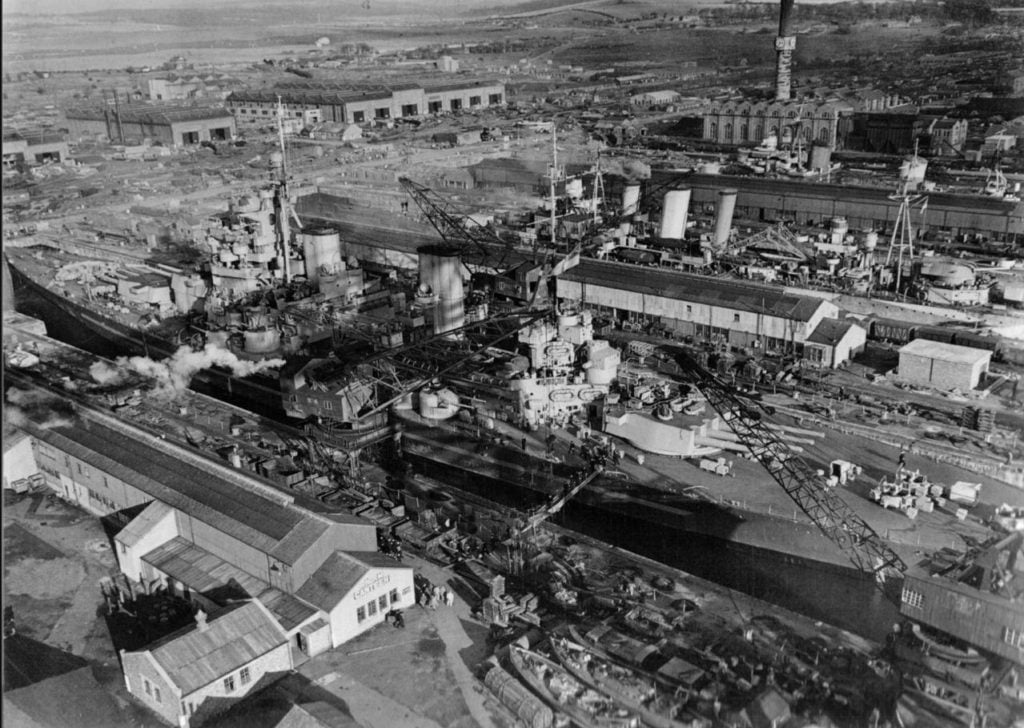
[898, 339, 993, 392]
[226, 79, 505, 126]
[16, 403, 413, 665]
[64, 104, 236, 146]
[672, 172, 1024, 241]
[556, 259, 859, 361]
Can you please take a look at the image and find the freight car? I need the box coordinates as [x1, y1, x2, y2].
[868, 317, 917, 345]
[866, 319, 1004, 360]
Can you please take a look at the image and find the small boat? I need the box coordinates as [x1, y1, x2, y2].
[508, 643, 640, 728]
[549, 634, 703, 728]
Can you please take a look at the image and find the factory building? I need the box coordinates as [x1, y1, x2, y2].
[897, 339, 992, 391]
[18, 404, 413, 656]
[147, 74, 235, 102]
[64, 104, 236, 146]
[703, 100, 846, 147]
[227, 80, 505, 126]
[556, 259, 838, 356]
[2, 129, 68, 168]
[672, 172, 1024, 241]
[120, 601, 292, 728]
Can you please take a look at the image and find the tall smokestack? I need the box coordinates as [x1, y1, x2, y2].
[775, 0, 796, 101]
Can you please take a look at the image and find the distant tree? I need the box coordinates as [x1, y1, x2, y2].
[944, 0, 995, 25]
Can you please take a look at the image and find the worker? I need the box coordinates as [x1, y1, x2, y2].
[394, 610, 405, 629]
[444, 588, 454, 607]
[898, 450, 907, 470]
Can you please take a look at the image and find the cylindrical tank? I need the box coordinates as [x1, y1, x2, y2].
[418, 245, 465, 337]
[243, 328, 281, 354]
[810, 143, 832, 172]
[659, 189, 691, 240]
[622, 184, 641, 216]
[830, 217, 849, 246]
[301, 226, 342, 286]
[713, 188, 738, 246]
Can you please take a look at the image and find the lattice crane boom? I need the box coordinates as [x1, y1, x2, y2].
[673, 349, 906, 580]
[399, 176, 516, 274]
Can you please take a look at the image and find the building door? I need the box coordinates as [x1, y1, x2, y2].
[296, 632, 307, 654]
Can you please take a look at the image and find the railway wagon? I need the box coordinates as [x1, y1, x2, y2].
[869, 317, 917, 344]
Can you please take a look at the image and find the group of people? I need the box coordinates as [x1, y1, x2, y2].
[419, 583, 455, 610]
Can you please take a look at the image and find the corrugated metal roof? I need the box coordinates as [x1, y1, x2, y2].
[65, 104, 232, 125]
[145, 601, 287, 695]
[31, 419, 301, 545]
[559, 259, 826, 322]
[899, 338, 993, 365]
[295, 551, 404, 611]
[142, 537, 318, 631]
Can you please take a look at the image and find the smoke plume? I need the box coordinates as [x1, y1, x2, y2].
[5, 387, 77, 430]
[601, 158, 652, 183]
[93, 342, 285, 396]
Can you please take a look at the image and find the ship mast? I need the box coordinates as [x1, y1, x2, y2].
[549, 124, 559, 252]
[276, 96, 292, 285]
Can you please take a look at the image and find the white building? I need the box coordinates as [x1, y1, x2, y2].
[803, 318, 867, 368]
[295, 551, 415, 647]
[898, 339, 992, 391]
[2, 429, 38, 491]
[120, 601, 292, 728]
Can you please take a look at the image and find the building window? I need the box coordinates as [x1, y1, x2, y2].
[181, 701, 188, 716]
[401, 104, 418, 117]
[224, 675, 236, 693]
[428, 101, 443, 114]
[143, 678, 152, 696]
[489, 93, 502, 104]
[450, 99, 462, 111]
[390, 588, 399, 604]
[733, 313, 740, 323]
[374, 107, 390, 119]
[352, 110, 365, 123]
[153, 686, 161, 703]
[357, 606, 366, 622]
[367, 599, 377, 616]
[1004, 627, 1024, 648]
[685, 305, 692, 315]
[379, 595, 388, 612]
[240, 667, 251, 685]
[469, 96, 481, 107]
[901, 588, 923, 609]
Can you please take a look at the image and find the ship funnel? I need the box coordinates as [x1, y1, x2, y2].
[300, 226, 342, 287]
[418, 245, 465, 338]
[775, 0, 796, 101]
[659, 189, 690, 240]
[713, 188, 738, 247]
[622, 184, 641, 217]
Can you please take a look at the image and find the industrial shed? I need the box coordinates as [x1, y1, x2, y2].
[803, 318, 866, 368]
[64, 104, 235, 146]
[898, 339, 992, 391]
[556, 259, 837, 355]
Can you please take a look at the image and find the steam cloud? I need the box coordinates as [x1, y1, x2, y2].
[5, 387, 77, 430]
[601, 158, 652, 183]
[90, 342, 285, 397]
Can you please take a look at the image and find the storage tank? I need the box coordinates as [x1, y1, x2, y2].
[659, 189, 690, 240]
[418, 245, 465, 337]
[713, 188, 738, 246]
[301, 226, 342, 286]
[622, 184, 641, 216]
[243, 328, 282, 354]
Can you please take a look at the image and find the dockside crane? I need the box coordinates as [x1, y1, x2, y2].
[670, 348, 907, 582]
[399, 176, 518, 275]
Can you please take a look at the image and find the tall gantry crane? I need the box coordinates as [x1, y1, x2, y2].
[399, 176, 518, 275]
[669, 348, 906, 580]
